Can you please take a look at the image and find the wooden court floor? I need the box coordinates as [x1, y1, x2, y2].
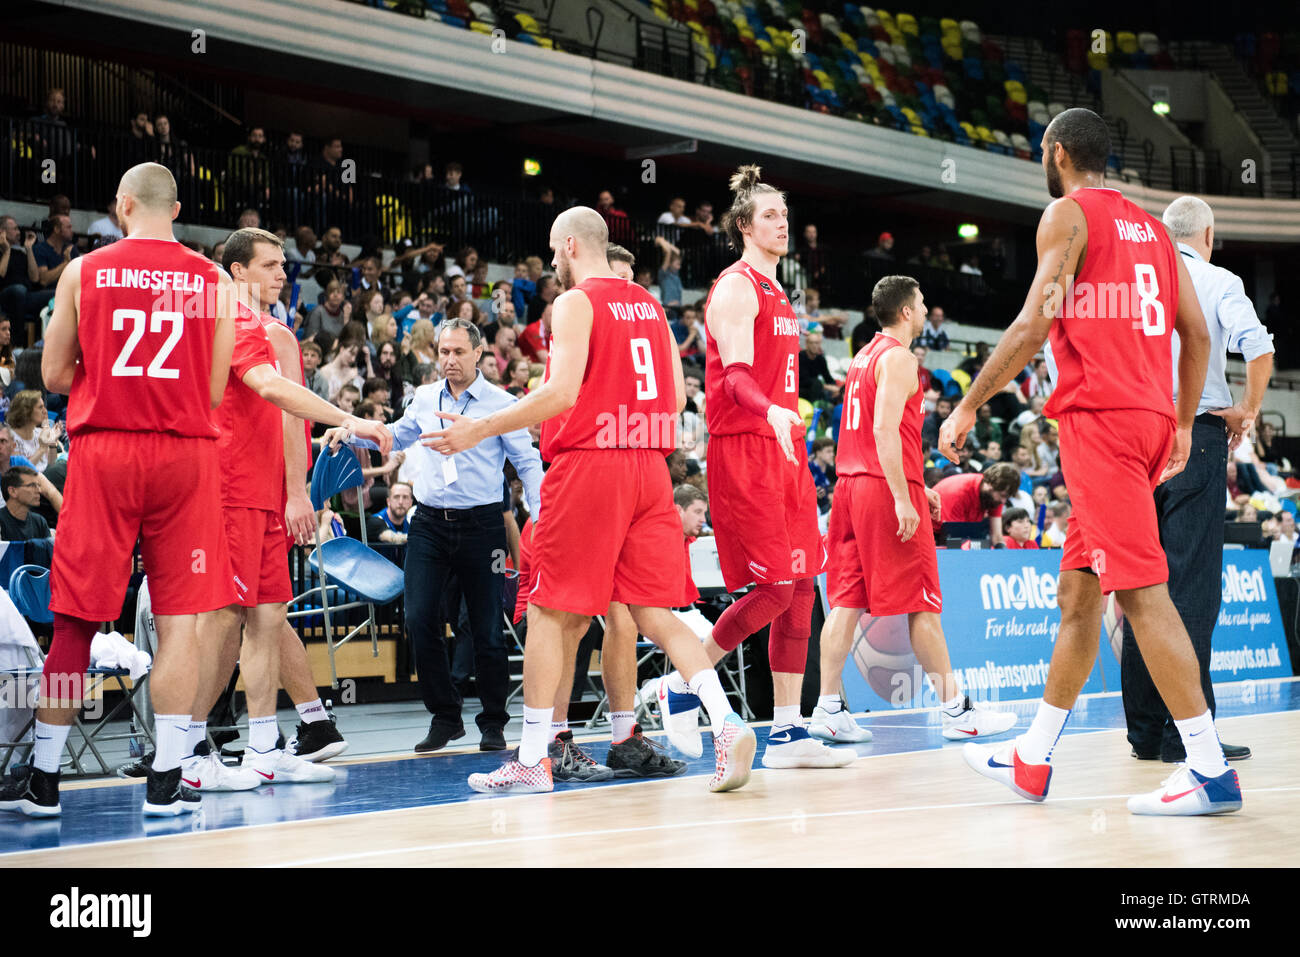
[4, 711, 1295, 868]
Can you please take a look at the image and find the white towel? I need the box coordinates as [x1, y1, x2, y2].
[89, 631, 152, 682]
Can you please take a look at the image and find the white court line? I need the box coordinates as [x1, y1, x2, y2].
[271, 784, 1300, 868]
[2, 708, 1293, 863]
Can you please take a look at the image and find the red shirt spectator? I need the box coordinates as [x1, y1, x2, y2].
[933, 464, 1021, 547]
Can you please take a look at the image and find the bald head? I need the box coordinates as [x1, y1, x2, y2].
[550, 206, 612, 287]
[119, 163, 178, 212]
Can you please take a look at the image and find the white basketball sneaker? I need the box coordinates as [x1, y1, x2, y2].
[242, 747, 337, 784]
[655, 675, 704, 759]
[808, 705, 873, 743]
[942, 696, 1018, 740]
[762, 724, 857, 768]
[1126, 764, 1242, 816]
[180, 750, 262, 792]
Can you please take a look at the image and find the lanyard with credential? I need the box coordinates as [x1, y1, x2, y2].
[437, 388, 473, 486]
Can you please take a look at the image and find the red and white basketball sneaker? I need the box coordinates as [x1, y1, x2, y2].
[963, 739, 1052, 802]
[468, 757, 554, 794]
[708, 714, 756, 793]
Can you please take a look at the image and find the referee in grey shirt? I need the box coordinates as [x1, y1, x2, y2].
[389, 318, 543, 753]
[1121, 196, 1273, 764]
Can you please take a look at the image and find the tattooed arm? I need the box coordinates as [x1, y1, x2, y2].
[939, 199, 1086, 456]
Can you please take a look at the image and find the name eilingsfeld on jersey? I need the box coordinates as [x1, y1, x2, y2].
[94, 267, 206, 293]
[1114, 219, 1159, 243]
[606, 301, 659, 322]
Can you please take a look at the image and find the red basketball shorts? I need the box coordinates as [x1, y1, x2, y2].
[50, 430, 235, 620]
[826, 475, 942, 615]
[707, 432, 825, 592]
[1058, 408, 1174, 594]
[530, 448, 686, 616]
[224, 506, 293, 607]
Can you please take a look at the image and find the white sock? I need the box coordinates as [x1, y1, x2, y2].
[688, 669, 731, 736]
[817, 694, 843, 714]
[1175, 710, 1228, 777]
[610, 711, 636, 742]
[549, 720, 568, 741]
[248, 716, 279, 754]
[941, 693, 966, 716]
[666, 670, 692, 695]
[296, 699, 328, 724]
[1018, 701, 1070, 764]
[184, 721, 207, 758]
[32, 720, 71, 774]
[772, 705, 800, 729]
[154, 713, 191, 772]
[520, 706, 553, 766]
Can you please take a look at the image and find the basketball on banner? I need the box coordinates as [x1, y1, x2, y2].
[850, 613, 919, 706]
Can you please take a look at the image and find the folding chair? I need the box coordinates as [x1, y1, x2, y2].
[3, 565, 155, 776]
[287, 446, 404, 688]
[583, 613, 669, 730]
[688, 537, 755, 720]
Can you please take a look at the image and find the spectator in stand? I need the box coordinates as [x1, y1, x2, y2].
[363, 376, 396, 422]
[0, 317, 14, 390]
[933, 463, 1021, 547]
[227, 126, 269, 208]
[915, 343, 935, 392]
[674, 303, 704, 359]
[1255, 422, 1287, 473]
[907, 244, 933, 266]
[1021, 356, 1054, 401]
[798, 288, 847, 339]
[367, 296, 397, 350]
[659, 197, 691, 226]
[865, 231, 896, 261]
[959, 341, 990, 376]
[683, 366, 705, 417]
[526, 274, 558, 325]
[960, 255, 983, 276]
[798, 331, 841, 404]
[1017, 422, 1049, 479]
[299, 340, 331, 400]
[1000, 508, 1039, 549]
[933, 248, 954, 270]
[808, 437, 836, 514]
[33, 213, 79, 293]
[491, 324, 519, 373]
[285, 225, 316, 269]
[356, 255, 383, 293]
[443, 161, 471, 193]
[6, 391, 61, 474]
[304, 278, 350, 341]
[912, 305, 949, 351]
[397, 289, 445, 337]
[1041, 501, 1070, 548]
[331, 384, 361, 417]
[676, 484, 709, 541]
[983, 439, 1003, 464]
[321, 322, 372, 398]
[447, 274, 470, 308]
[376, 339, 408, 406]
[445, 246, 479, 281]
[922, 394, 953, 451]
[796, 223, 827, 289]
[511, 261, 537, 317]
[125, 110, 154, 166]
[88, 198, 122, 244]
[0, 466, 52, 541]
[449, 298, 482, 327]
[974, 403, 1002, 448]
[685, 201, 715, 236]
[595, 189, 634, 246]
[477, 351, 501, 384]
[504, 357, 532, 394]
[1275, 511, 1298, 549]
[32, 87, 67, 127]
[210, 240, 226, 265]
[399, 317, 439, 385]
[1036, 419, 1060, 473]
[0, 215, 41, 326]
[369, 481, 414, 544]
[152, 114, 189, 175]
[282, 130, 308, 171]
[1013, 393, 1047, 430]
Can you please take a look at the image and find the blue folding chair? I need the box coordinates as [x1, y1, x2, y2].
[4, 565, 155, 775]
[287, 445, 404, 688]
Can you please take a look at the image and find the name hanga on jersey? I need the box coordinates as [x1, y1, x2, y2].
[1114, 219, 1160, 243]
[95, 268, 207, 293]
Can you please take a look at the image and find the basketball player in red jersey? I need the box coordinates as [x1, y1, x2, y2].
[810, 275, 1016, 745]
[178, 227, 390, 791]
[0, 163, 236, 817]
[531, 242, 688, 782]
[430, 207, 755, 794]
[656, 166, 851, 770]
[942, 108, 1240, 816]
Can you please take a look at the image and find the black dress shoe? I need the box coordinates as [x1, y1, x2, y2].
[479, 727, 507, 752]
[415, 721, 466, 754]
[1131, 747, 1161, 761]
[1161, 742, 1252, 763]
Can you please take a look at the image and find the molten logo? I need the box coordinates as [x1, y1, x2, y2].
[978, 567, 1059, 611]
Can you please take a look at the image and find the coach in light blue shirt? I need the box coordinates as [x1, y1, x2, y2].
[390, 317, 542, 754]
[1120, 196, 1274, 765]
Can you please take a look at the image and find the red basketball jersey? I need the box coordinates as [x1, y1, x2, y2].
[70, 237, 222, 439]
[703, 260, 801, 436]
[540, 277, 678, 460]
[837, 332, 924, 483]
[1043, 187, 1180, 421]
[217, 302, 284, 509]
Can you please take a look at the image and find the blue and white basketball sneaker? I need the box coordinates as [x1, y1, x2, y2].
[656, 675, 703, 759]
[762, 724, 856, 768]
[1126, 764, 1242, 816]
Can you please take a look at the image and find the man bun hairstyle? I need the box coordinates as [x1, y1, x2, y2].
[722, 164, 785, 252]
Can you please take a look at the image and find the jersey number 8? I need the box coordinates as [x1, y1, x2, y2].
[1134, 264, 1164, 337]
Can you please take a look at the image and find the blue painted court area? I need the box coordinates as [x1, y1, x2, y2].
[2, 678, 1296, 856]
